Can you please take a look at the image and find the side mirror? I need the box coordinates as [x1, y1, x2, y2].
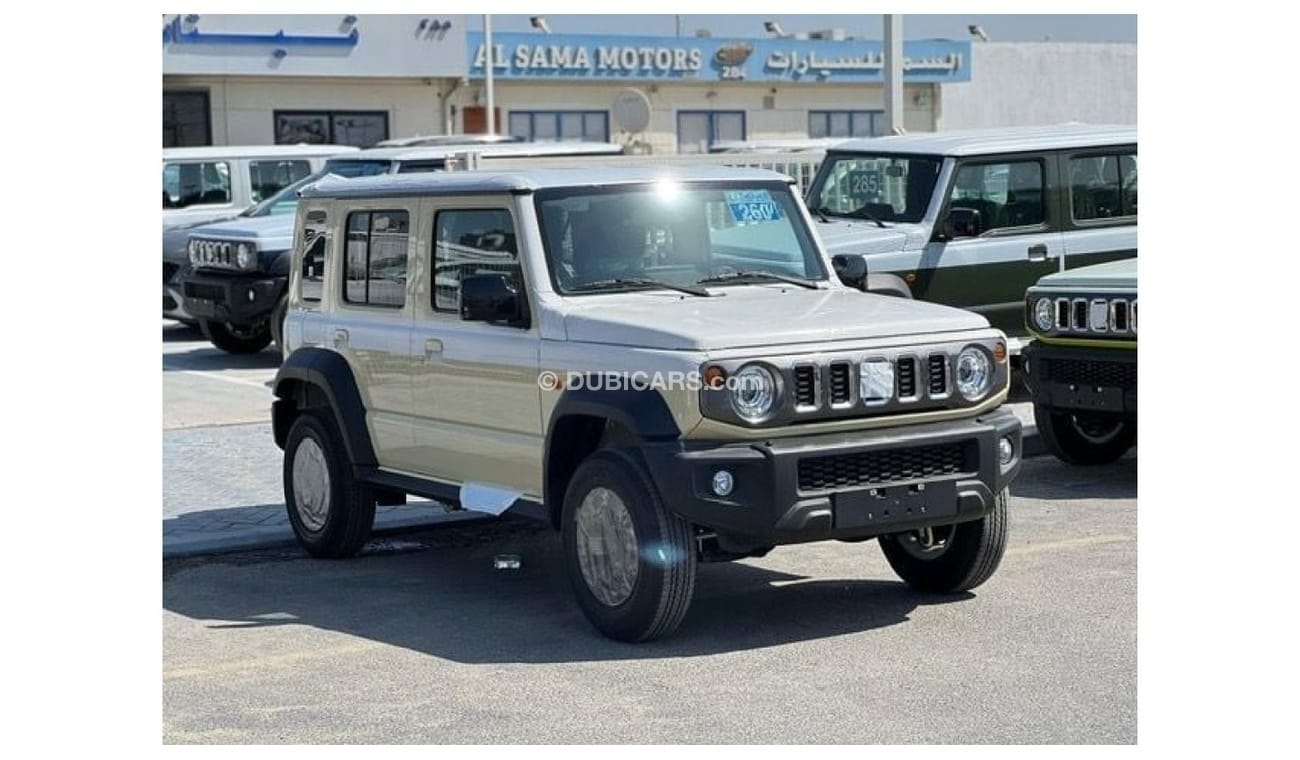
[831, 254, 869, 291]
[943, 207, 981, 239]
[460, 274, 525, 325]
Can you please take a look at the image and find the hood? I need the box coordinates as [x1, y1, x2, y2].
[186, 213, 295, 252]
[1036, 258, 1137, 290]
[814, 219, 909, 255]
[561, 286, 989, 351]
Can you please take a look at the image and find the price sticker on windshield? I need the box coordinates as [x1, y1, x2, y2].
[726, 190, 783, 223]
[847, 170, 882, 199]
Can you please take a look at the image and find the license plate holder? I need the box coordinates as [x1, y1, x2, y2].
[833, 479, 959, 530]
[1049, 383, 1124, 412]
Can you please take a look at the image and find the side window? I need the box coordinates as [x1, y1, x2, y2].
[162, 161, 230, 208]
[1070, 153, 1137, 221]
[343, 210, 409, 307]
[249, 160, 311, 203]
[950, 160, 1045, 233]
[433, 209, 520, 313]
[299, 210, 328, 303]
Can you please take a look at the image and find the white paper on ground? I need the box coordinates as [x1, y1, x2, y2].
[460, 482, 522, 516]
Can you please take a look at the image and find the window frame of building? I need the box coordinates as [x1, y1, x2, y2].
[1064, 148, 1138, 228]
[432, 208, 523, 314]
[342, 209, 410, 308]
[506, 110, 610, 143]
[273, 110, 390, 148]
[676, 110, 747, 154]
[808, 110, 884, 139]
[163, 90, 212, 148]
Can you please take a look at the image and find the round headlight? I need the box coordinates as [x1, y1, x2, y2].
[1033, 297, 1054, 332]
[236, 243, 256, 269]
[730, 364, 778, 422]
[955, 346, 993, 401]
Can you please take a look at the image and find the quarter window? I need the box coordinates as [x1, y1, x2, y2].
[162, 161, 230, 208]
[1069, 153, 1138, 221]
[344, 210, 409, 307]
[248, 160, 312, 203]
[950, 160, 1045, 233]
[433, 210, 520, 313]
[300, 210, 328, 303]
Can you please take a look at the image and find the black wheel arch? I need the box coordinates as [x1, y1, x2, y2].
[272, 348, 377, 472]
[542, 386, 681, 529]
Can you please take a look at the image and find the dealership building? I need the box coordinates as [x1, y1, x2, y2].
[163, 14, 1136, 152]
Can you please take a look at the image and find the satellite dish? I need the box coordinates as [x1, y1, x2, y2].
[612, 89, 652, 134]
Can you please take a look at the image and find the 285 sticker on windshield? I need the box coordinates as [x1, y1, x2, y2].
[725, 190, 784, 223]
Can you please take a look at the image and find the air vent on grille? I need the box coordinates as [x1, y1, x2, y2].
[1072, 299, 1089, 331]
[798, 443, 968, 492]
[828, 362, 851, 405]
[1056, 299, 1071, 330]
[793, 365, 817, 409]
[1112, 300, 1129, 332]
[927, 354, 948, 397]
[897, 357, 917, 400]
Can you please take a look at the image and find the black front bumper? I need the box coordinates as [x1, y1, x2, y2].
[1022, 342, 1137, 416]
[640, 408, 1022, 547]
[181, 270, 285, 328]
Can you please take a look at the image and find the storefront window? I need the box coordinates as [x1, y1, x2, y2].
[163, 91, 211, 147]
[507, 111, 609, 142]
[809, 110, 882, 139]
[677, 111, 746, 154]
[274, 111, 389, 148]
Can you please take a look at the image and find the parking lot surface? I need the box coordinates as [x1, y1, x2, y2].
[163, 322, 1134, 743]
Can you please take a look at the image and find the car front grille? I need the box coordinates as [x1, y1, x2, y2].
[1042, 357, 1136, 388]
[1041, 294, 1137, 337]
[797, 443, 970, 493]
[183, 282, 224, 302]
[189, 238, 241, 269]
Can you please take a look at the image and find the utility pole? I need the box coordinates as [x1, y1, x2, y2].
[883, 14, 904, 135]
[483, 14, 496, 134]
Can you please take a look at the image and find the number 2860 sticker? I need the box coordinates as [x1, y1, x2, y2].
[725, 190, 783, 223]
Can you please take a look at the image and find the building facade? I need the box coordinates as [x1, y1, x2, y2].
[162, 15, 1135, 152]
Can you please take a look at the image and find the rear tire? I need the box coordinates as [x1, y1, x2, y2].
[1035, 406, 1135, 465]
[879, 488, 1009, 593]
[561, 449, 696, 642]
[283, 411, 375, 558]
[200, 319, 272, 354]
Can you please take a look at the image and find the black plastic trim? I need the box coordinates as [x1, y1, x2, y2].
[272, 348, 377, 471]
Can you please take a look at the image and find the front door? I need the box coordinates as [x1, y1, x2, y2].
[912, 155, 1064, 335]
[408, 201, 543, 501]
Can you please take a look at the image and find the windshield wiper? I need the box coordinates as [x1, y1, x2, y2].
[569, 277, 713, 297]
[697, 270, 821, 290]
[848, 208, 889, 228]
[809, 206, 832, 223]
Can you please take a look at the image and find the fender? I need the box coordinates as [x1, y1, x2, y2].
[865, 272, 913, 299]
[271, 347, 377, 470]
[542, 386, 682, 525]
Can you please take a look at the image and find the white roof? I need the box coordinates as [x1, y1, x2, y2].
[831, 124, 1137, 157]
[162, 144, 359, 161]
[338, 141, 624, 162]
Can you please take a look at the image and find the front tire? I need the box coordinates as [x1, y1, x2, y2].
[1035, 406, 1136, 465]
[283, 411, 376, 558]
[879, 488, 1009, 593]
[200, 319, 272, 354]
[561, 450, 697, 642]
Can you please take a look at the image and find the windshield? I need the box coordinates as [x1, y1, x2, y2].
[321, 158, 394, 178]
[809, 153, 943, 224]
[535, 182, 827, 295]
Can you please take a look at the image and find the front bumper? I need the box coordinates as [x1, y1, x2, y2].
[180, 269, 285, 328]
[1022, 342, 1137, 416]
[163, 261, 192, 321]
[640, 408, 1022, 547]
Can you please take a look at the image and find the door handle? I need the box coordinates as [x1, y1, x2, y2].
[332, 329, 349, 349]
[1027, 243, 1049, 263]
[424, 338, 443, 361]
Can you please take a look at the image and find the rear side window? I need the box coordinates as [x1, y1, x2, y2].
[1069, 153, 1137, 221]
[950, 160, 1045, 233]
[162, 161, 230, 208]
[249, 160, 312, 203]
[433, 209, 520, 312]
[299, 210, 328, 303]
[344, 210, 409, 308]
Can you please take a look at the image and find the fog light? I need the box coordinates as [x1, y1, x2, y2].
[247, 288, 257, 303]
[711, 469, 735, 497]
[998, 436, 1015, 465]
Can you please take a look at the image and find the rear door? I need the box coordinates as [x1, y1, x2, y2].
[1058, 145, 1138, 270]
[913, 152, 1064, 335]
